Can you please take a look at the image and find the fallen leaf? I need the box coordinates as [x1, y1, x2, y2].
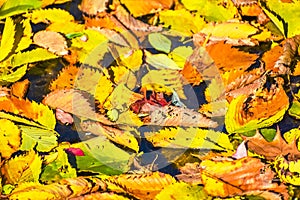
[79, 0, 109, 15]
[10, 79, 30, 98]
[33, 30, 68, 56]
[50, 65, 79, 91]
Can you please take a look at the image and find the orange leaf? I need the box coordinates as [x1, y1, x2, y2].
[50, 65, 79, 91]
[107, 172, 176, 200]
[200, 157, 288, 199]
[245, 128, 300, 160]
[11, 79, 30, 99]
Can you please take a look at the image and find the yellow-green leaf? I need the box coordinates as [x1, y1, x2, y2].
[0, 17, 15, 62]
[148, 33, 172, 53]
[29, 8, 74, 24]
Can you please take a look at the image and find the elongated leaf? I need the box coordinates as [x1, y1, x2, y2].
[148, 33, 171, 53]
[145, 127, 233, 150]
[0, 64, 27, 84]
[19, 125, 58, 152]
[0, 17, 15, 62]
[0, 0, 42, 20]
[145, 51, 181, 70]
[0, 96, 56, 129]
[12, 48, 58, 67]
[73, 136, 134, 175]
[15, 19, 32, 52]
[0, 119, 21, 159]
[29, 8, 74, 24]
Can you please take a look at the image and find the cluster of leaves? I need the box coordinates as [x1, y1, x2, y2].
[0, 0, 300, 199]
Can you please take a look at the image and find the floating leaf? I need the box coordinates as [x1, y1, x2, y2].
[225, 82, 289, 134]
[41, 0, 72, 7]
[29, 8, 74, 24]
[19, 125, 58, 152]
[12, 48, 58, 67]
[0, 17, 15, 62]
[0, 0, 42, 20]
[33, 31, 68, 56]
[158, 9, 206, 36]
[15, 19, 32, 52]
[40, 145, 77, 183]
[156, 182, 210, 200]
[9, 78, 29, 98]
[107, 172, 176, 199]
[50, 65, 79, 91]
[0, 64, 27, 84]
[0, 96, 56, 129]
[80, 121, 139, 152]
[142, 104, 218, 128]
[73, 136, 134, 174]
[110, 65, 136, 89]
[200, 157, 288, 198]
[120, 0, 173, 17]
[245, 127, 300, 160]
[145, 127, 233, 150]
[169, 46, 193, 69]
[1, 151, 42, 185]
[0, 119, 21, 159]
[275, 156, 300, 186]
[182, 0, 237, 22]
[145, 51, 181, 70]
[148, 33, 171, 53]
[141, 69, 185, 98]
[79, 0, 108, 15]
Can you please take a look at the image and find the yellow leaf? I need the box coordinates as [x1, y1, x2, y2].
[159, 9, 206, 36]
[0, 17, 15, 62]
[29, 8, 74, 24]
[200, 22, 259, 39]
[110, 65, 136, 89]
[47, 21, 85, 34]
[0, 119, 20, 159]
[1, 151, 42, 185]
[15, 19, 32, 53]
[142, 69, 186, 99]
[275, 156, 300, 185]
[94, 73, 114, 108]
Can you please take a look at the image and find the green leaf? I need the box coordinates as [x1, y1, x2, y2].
[156, 182, 211, 200]
[0, 17, 16, 62]
[12, 48, 58, 67]
[145, 127, 233, 150]
[0, 64, 27, 84]
[0, 0, 42, 20]
[260, 0, 300, 37]
[40, 145, 77, 183]
[73, 136, 134, 175]
[182, 0, 236, 22]
[289, 100, 300, 119]
[145, 51, 181, 70]
[148, 33, 171, 53]
[19, 126, 58, 152]
[260, 128, 276, 142]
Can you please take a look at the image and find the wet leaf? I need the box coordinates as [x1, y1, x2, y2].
[145, 51, 181, 70]
[29, 8, 74, 24]
[50, 65, 79, 91]
[148, 33, 171, 53]
[200, 157, 288, 198]
[11, 79, 30, 99]
[156, 182, 210, 200]
[145, 127, 233, 150]
[79, 0, 109, 15]
[107, 172, 176, 200]
[15, 19, 32, 52]
[19, 125, 58, 152]
[0, 119, 21, 159]
[225, 82, 289, 134]
[0, 96, 56, 129]
[1, 151, 42, 185]
[0, 17, 15, 62]
[169, 46, 193, 69]
[33, 31, 68, 56]
[275, 156, 300, 186]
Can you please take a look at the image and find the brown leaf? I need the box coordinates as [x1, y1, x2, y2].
[33, 30, 68, 56]
[141, 103, 218, 128]
[200, 157, 288, 199]
[245, 128, 300, 160]
[176, 162, 203, 185]
[107, 172, 176, 200]
[79, 0, 109, 15]
[43, 89, 114, 125]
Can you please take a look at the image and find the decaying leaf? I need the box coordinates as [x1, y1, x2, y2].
[142, 104, 218, 128]
[145, 127, 233, 150]
[0, 119, 21, 159]
[33, 30, 68, 56]
[0, 96, 56, 129]
[244, 128, 300, 160]
[106, 172, 176, 200]
[79, 120, 139, 152]
[1, 151, 42, 185]
[200, 157, 288, 199]
[225, 81, 289, 134]
[176, 162, 202, 185]
[9, 176, 107, 199]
